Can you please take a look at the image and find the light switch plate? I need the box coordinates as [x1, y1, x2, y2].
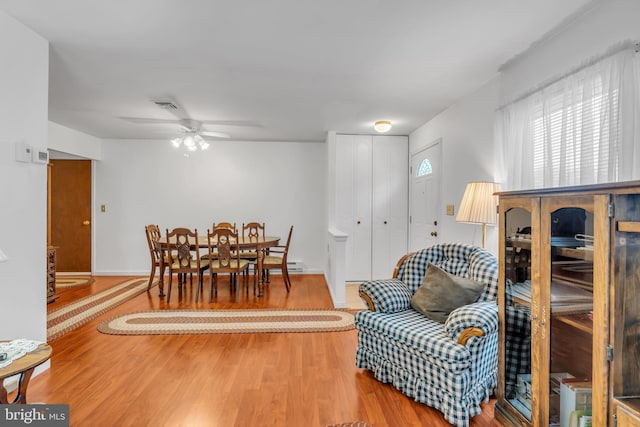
[446, 204, 455, 216]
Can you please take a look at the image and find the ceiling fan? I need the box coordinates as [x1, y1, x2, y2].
[118, 99, 260, 150]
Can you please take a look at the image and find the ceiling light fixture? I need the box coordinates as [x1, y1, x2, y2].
[171, 132, 210, 151]
[374, 120, 392, 133]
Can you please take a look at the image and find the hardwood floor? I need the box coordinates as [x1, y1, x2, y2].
[23, 274, 502, 427]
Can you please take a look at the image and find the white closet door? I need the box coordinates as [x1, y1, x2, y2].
[371, 135, 408, 279]
[335, 134, 372, 281]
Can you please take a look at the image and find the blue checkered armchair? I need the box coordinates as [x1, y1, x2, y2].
[354, 243, 499, 427]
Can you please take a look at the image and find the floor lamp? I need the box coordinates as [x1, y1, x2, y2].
[456, 181, 501, 248]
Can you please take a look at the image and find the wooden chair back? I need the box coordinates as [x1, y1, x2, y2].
[166, 227, 200, 271]
[242, 222, 265, 241]
[145, 224, 162, 263]
[212, 222, 237, 233]
[207, 228, 241, 272]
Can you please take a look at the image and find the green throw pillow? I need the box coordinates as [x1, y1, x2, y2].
[410, 263, 486, 323]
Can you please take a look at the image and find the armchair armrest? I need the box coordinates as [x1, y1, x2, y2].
[444, 301, 498, 345]
[358, 279, 413, 313]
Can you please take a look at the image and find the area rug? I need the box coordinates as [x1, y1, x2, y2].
[48, 278, 151, 340]
[97, 309, 355, 335]
[55, 276, 95, 288]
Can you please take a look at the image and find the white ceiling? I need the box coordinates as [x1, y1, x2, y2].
[1, 0, 595, 142]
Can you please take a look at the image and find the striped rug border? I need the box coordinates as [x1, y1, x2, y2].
[55, 276, 95, 288]
[98, 309, 355, 335]
[48, 278, 152, 341]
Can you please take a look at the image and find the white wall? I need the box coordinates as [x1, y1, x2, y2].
[94, 139, 326, 275]
[49, 121, 102, 160]
[409, 78, 500, 254]
[0, 11, 49, 341]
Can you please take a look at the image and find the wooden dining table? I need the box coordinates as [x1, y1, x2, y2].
[155, 235, 280, 298]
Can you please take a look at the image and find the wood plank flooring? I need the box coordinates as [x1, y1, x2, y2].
[21, 274, 502, 427]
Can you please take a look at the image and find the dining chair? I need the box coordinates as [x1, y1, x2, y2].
[165, 227, 209, 303]
[144, 224, 168, 291]
[261, 225, 293, 292]
[201, 222, 238, 262]
[203, 227, 251, 302]
[240, 222, 265, 265]
[212, 222, 237, 232]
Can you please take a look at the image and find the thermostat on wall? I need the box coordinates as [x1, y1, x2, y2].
[32, 149, 49, 164]
[15, 142, 32, 163]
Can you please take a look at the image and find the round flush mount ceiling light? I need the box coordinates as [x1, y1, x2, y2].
[374, 120, 392, 133]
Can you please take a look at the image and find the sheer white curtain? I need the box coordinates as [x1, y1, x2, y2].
[496, 46, 640, 190]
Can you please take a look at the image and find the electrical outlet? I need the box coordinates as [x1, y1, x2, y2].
[446, 204, 455, 216]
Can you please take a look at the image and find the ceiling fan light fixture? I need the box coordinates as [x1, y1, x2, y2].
[170, 133, 211, 152]
[374, 120, 392, 133]
[184, 135, 195, 147]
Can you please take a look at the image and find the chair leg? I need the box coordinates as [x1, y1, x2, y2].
[209, 273, 218, 303]
[195, 272, 201, 303]
[167, 273, 173, 303]
[253, 269, 257, 294]
[283, 263, 291, 292]
[147, 262, 156, 291]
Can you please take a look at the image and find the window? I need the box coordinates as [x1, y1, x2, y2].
[417, 158, 433, 176]
[496, 46, 639, 190]
[530, 79, 619, 188]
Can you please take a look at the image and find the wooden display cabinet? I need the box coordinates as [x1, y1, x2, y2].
[495, 181, 640, 427]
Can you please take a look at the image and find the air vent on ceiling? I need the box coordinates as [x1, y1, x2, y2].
[154, 101, 178, 110]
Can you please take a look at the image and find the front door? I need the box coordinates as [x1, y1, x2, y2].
[50, 159, 92, 273]
[409, 141, 441, 251]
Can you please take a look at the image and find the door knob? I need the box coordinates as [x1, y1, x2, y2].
[430, 231, 438, 237]
[82, 220, 91, 226]
[433, 220, 438, 226]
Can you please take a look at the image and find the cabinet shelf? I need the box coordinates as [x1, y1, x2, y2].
[554, 313, 593, 334]
[555, 246, 594, 261]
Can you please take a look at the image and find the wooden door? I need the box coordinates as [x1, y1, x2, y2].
[409, 141, 441, 251]
[371, 135, 408, 279]
[50, 159, 92, 272]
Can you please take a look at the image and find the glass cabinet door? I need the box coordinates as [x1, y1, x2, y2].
[498, 198, 536, 425]
[613, 194, 640, 419]
[541, 197, 596, 427]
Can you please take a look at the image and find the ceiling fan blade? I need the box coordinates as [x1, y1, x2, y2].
[200, 131, 231, 139]
[200, 120, 262, 127]
[118, 117, 182, 125]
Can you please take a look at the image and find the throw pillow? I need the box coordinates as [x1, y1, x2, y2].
[411, 262, 486, 323]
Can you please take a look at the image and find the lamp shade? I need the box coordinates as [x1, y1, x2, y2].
[456, 181, 501, 225]
[0, 248, 8, 263]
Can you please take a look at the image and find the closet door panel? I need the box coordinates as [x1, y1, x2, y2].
[372, 135, 408, 279]
[336, 134, 372, 281]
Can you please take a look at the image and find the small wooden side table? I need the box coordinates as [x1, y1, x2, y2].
[0, 343, 52, 404]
